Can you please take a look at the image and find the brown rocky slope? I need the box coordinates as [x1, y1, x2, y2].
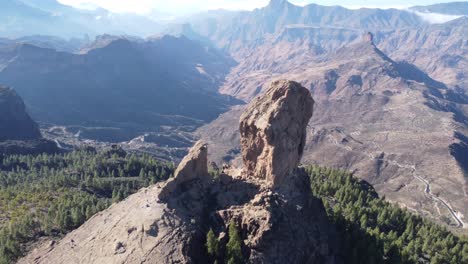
[20, 80, 342, 264]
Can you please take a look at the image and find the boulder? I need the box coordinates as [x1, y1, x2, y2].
[239, 80, 314, 187]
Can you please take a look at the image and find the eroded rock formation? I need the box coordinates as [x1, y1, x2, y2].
[20, 79, 340, 264]
[240, 80, 314, 187]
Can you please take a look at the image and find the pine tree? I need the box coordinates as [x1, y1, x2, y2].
[206, 228, 219, 262]
[226, 220, 243, 264]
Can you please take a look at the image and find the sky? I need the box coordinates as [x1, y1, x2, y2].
[57, 0, 460, 14]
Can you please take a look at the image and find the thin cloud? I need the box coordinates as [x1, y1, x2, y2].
[411, 11, 464, 24]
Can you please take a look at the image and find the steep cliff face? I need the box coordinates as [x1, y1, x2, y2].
[0, 86, 40, 141]
[20, 80, 341, 264]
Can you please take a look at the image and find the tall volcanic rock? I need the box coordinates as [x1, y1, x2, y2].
[0, 86, 40, 141]
[198, 37, 468, 229]
[240, 80, 314, 187]
[20, 80, 341, 264]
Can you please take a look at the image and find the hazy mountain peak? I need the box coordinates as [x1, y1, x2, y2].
[267, 0, 293, 10]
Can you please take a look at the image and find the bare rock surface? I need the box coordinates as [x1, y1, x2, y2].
[19, 185, 194, 264]
[240, 80, 314, 187]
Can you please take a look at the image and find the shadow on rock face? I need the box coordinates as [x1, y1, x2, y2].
[450, 132, 468, 177]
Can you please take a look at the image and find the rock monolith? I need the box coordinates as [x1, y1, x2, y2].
[239, 80, 314, 187]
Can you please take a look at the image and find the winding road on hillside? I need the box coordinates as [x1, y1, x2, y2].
[327, 133, 466, 228]
[386, 160, 465, 228]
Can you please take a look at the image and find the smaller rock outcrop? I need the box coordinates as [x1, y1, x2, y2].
[364, 32, 374, 43]
[239, 80, 314, 187]
[159, 140, 209, 199]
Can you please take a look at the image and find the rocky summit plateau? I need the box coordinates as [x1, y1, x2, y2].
[19, 80, 342, 264]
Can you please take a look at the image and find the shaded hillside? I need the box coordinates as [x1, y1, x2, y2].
[0, 86, 60, 155]
[198, 38, 468, 229]
[0, 35, 241, 142]
[0, 86, 40, 141]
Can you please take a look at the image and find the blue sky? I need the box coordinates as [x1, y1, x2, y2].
[57, 0, 461, 14]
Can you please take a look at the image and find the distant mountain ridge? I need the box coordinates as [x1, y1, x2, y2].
[0, 0, 162, 38]
[183, 0, 425, 55]
[0, 35, 240, 142]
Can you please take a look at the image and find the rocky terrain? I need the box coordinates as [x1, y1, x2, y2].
[20, 80, 342, 264]
[183, 1, 468, 230]
[198, 35, 468, 229]
[376, 16, 468, 92]
[0, 0, 466, 234]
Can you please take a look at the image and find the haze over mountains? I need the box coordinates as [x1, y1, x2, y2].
[0, 0, 162, 38]
[410, 1, 468, 15]
[0, 35, 239, 145]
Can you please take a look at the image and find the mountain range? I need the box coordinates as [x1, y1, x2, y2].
[0, 0, 162, 38]
[0, 35, 239, 143]
[1, 1, 468, 263]
[184, 1, 468, 229]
